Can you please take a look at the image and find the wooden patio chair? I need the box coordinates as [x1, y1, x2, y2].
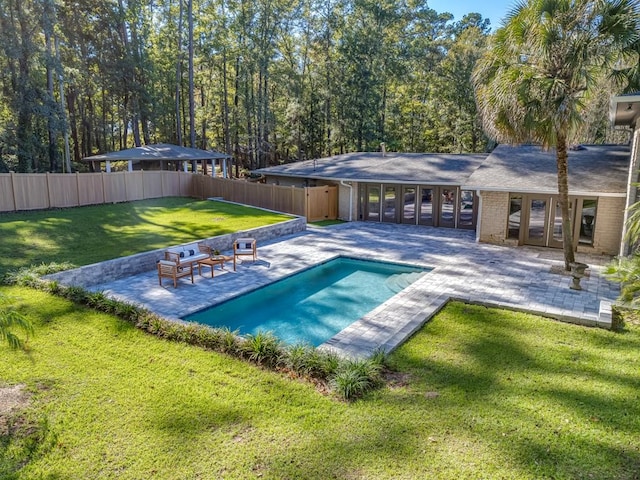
[233, 238, 257, 271]
[157, 259, 194, 288]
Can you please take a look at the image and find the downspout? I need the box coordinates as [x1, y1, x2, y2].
[340, 180, 353, 221]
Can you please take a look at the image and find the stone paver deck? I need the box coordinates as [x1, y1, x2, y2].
[91, 222, 619, 358]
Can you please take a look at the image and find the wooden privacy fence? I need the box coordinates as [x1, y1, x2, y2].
[0, 172, 338, 221]
[0, 171, 195, 212]
[192, 176, 337, 222]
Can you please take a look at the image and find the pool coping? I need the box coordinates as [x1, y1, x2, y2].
[88, 222, 619, 360]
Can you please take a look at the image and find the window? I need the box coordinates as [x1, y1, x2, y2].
[440, 188, 456, 227]
[579, 199, 597, 245]
[419, 188, 433, 225]
[508, 195, 522, 240]
[458, 190, 475, 229]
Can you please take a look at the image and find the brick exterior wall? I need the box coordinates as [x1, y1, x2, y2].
[478, 190, 624, 255]
[586, 196, 625, 255]
[478, 191, 511, 244]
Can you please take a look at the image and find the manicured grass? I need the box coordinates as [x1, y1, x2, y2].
[2, 289, 639, 479]
[0, 197, 291, 277]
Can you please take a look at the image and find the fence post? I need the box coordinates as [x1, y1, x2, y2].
[10, 172, 17, 212]
[76, 172, 81, 207]
[101, 172, 106, 204]
[46, 172, 52, 208]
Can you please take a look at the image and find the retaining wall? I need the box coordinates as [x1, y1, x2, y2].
[45, 217, 306, 288]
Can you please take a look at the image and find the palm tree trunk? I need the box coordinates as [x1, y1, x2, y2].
[556, 133, 576, 270]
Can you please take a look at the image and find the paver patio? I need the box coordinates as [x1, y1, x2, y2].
[92, 222, 619, 358]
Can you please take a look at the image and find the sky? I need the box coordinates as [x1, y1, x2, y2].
[427, 0, 518, 29]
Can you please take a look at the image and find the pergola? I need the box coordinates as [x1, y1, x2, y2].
[83, 143, 232, 178]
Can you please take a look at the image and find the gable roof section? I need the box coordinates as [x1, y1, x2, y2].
[254, 152, 488, 185]
[464, 144, 630, 196]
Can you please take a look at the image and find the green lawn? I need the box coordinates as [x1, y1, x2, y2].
[2, 288, 639, 479]
[0, 197, 291, 277]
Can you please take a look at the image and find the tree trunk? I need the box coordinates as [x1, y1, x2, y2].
[55, 35, 71, 173]
[176, 0, 184, 146]
[556, 133, 576, 270]
[188, 0, 196, 172]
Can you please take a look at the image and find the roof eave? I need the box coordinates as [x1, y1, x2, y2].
[609, 94, 640, 127]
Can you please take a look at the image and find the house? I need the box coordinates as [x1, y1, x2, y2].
[254, 95, 640, 257]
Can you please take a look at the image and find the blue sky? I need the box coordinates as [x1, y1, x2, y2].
[427, 0, 518, 29]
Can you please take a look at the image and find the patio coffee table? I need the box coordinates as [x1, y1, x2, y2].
[197, 255, 232, 278]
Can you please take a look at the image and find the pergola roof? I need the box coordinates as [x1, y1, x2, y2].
[83, 143, 230, 163]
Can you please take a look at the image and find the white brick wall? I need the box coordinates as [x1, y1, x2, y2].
[478, 191, 510, 244]
[589, 197, 625, 255]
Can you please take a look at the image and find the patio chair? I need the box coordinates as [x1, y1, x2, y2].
[233, 237, 257, 271]
[157, 259, 194, 288]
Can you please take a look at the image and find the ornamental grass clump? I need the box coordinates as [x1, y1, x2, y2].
[2, 262, 75, 286]
[330, 357, 383, 401]
[243, 331, 285, 367]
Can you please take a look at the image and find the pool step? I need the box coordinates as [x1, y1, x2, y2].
[385, 272, 425, 293]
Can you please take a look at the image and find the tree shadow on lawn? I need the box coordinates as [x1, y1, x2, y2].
[382, 309, 640, 478]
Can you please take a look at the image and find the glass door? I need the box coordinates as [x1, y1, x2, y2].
[549, 198, 575, 249]
[401, 186, 417, 224]
[382, 185, 398, 223]
[524, 197, 549, 246]
[365, 185, 381, 222]
[418, 187, 434, 226]
[458, 190, 476, 229]
[440, 188, 456, 228]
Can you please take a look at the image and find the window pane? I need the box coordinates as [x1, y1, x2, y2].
[367, 187, 380, 221]
[529, 200, 546, 240]
[441, 188, 455, 226]
[459, 190, 475, 228]
[384, 186, 396, 221]
[420, 188, 433, 225]
[403, 187, 416, 222]
[553, 200, 573, 243]
[508, 196, 522, 239]
[579, 199, 596, 245]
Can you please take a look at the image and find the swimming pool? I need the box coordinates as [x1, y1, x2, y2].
[183, 257, 430, 346]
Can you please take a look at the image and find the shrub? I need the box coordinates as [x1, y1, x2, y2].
[243, 331, 284, 367]
[330, 358, 383, 401]
[4, 262, 75, 286]
[0, 293, 34, 350]
[219, 327, 242, 355]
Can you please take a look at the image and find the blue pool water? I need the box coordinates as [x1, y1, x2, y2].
[183, 257, 429, 346]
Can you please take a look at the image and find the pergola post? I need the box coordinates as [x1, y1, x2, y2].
[212, 159, 217, 177]
[222, 159, 228, 178]
[106, 160, 111, 173]
[128, 160, 133, 172]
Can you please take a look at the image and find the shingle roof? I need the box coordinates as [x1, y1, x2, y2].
[83, 143, 230, 162]
[464, 144, 630, 195]
[254, 152, 488, 185]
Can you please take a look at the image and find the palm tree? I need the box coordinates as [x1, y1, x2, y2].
[473, 0, 640, 270]
[0, 293, 34, 350]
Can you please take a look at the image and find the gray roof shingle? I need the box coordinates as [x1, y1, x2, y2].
[254, 152, 488, 185]
[465, 144, 630, 195]
[255, 144, 630, 195]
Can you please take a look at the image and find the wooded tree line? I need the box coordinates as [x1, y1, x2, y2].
[0, 0, 622, 174]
